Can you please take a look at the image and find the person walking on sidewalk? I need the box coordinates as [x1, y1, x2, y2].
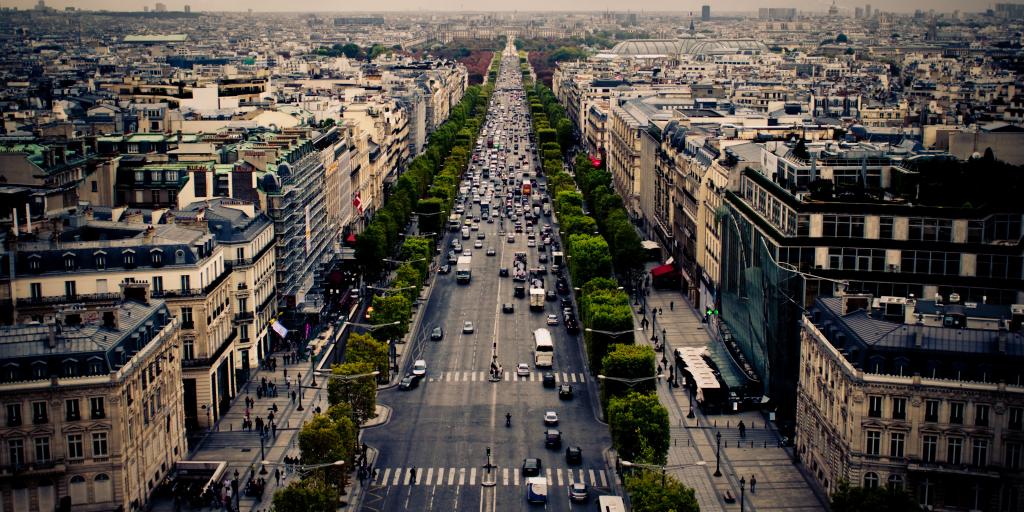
[275, 468, 281, 486]
[410, 467, 417, 484]
[750, 475, 757, 493]
[670, 300, 674, 311]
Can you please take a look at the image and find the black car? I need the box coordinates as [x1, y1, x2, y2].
[430, 326, 444, 341]
[502, 303, 514, 313]
[545, 429, 562, 449]
[558, 384, 574, 400]
[499, 267, 509, 277]
[565, 446, 582, 465]
[560, 297, 573, 309]
[438, 264, 451, 274]
[542, 372, 556, 388]
[538, 253, 548, 263]
[522, 458, 542, 477]
[398, 375, 419, 390]
[545, 289, 557, 301]
[514, 285, 525, 298]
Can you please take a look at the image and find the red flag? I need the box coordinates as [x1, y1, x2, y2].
[352, 192, 364, 214]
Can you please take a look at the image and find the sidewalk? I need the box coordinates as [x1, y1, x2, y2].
[629, 261, 826, 512]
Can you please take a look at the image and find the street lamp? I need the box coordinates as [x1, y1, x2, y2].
[366, 285, 417, 294]
[585, 327, 643, 338]
[619, 459, 707, 487]
[597, 373, 664, 387]
[714, 431, 723, 477]
[262, 459, 345, 470]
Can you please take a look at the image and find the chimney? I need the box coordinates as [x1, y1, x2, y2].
[913, 330, 923, 348]
[997, 328, 1008, 354]
[12, 208, 18, 237]
[47, 323, 57, 349]
[25, 204, 31, 234]
[44, 147, 56, 168]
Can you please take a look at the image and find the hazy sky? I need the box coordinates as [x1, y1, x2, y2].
[14, 0, 996, 13]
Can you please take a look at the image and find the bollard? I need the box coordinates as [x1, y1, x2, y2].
[230, 424, 233, 431]
[674, 439, 677, 446]
[751, 441, 754, 448]
[714, 419, 717, 427]
[764, 440, 767, 448]
[727, 421, 730, 428]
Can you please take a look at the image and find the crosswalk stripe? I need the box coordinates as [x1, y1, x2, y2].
[373, 467, 604, 487]
[513, 468, 519, 486]
[562, 372, 569, 383]
[569, 373, 577, 382]
[425, 467, 434, 485]
[502, 468, 509, 486]
[458, 468, 465, 486]
[553, 373, 560, 383]
[392, 468, 402, 486]
[556, 468, 564, 486]
[504, 371, 511, 381]
[448, 467, 456, 486]
[404, 468, 414, 485]
[469, 467, 477, 486]
[478, 371, 485, 381]
[588, 469, 596, 486]
[545, 468, 552, 485]
[380, 468, 391, 486]
[435, 468, 444, 486]
[599, 470, 608, 487]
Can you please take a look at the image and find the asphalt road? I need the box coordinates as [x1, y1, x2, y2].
[359, 46, 613, 512]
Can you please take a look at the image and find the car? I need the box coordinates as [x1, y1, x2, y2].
[438, 264, 451, 274]
[565, 446, 583, 465]
[527, 239, 536, 247]
[502, 303, 514, 313]
[546, 314, 559, 326]
[474, 240, 483, 249]
[507, 234, 515, 243]
[462, 249, 472, 256]
[545, 290, 557, 301]
[499, 267, 509, 277]
[544, 411, 559, 425]
[486, 247, 496, 256]
[477, 232, 486, 240]
[537, 265, 547, 274]
[542, 372, 556, 388]
[538, 253, 548, 263]
[516, 363, 531, 377]
[463, 321, 474, 334]
[412, 360, 427, 378]
[560, 297, 573, 309]
[398, 374, 420, 390]
[430, 327, 444, 341]
[545, 429, 562, 449]
[558, 384, 574, 400]
[522, 458, 542, 477]
[568, 482, 588, 502]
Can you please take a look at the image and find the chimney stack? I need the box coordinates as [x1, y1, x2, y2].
[47, 323, 58, 349]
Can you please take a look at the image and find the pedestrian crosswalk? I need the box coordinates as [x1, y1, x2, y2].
[427, 371, 587, 383]
[369, 466, 609, 488]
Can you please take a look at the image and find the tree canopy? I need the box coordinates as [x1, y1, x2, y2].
[608, 392, 670, 465]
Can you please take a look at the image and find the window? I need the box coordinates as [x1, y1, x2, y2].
[29, 256, 41, 271]
[950, 402, 965, 424]
[6, 403, 22, 426]
[1010, 407, 1024, 431]
[890, 432, 905, 458]
[165, 170, 178, 182]
[151, 275, 163, 294]
[151, 250, 162, 266]
[1007, 442, 1023, 470]
[985, 214, 1022, 242]
[967, 220, 984, 243]
[972, 438, 988, 467]
[65, 399, 80, 420]
[975, 404, 989, 427]
[123, 251, 135, 268]
[95, 253, 106, 270]
[66, 434, 84, 460]
[863, 472, 879, 489]
[866, 431, 881, 456]
[32, 401, 48, 424]
[976, 254, 1024, 280]
[64, 281, 76, 299]
[925, 400, 940, 422]
[34, 436, 50, 463]
[64, 255, 76, 271]
[237, 247, 245, 260]
[30, 283, 42, 300]
[868, 396, 883, 418]
[887, 474, 904, 490]
[947, 437, 963, 465]
[181, 307, 193, 329]
[901, 251, 961, 275]
[892, 395, 909, 419]
[181, 275, 191, 291]
[90, 397, 105, 419]
[91, 180, 98, 192]
[908, 218, 953, 242]
[8, 439, 24, 466]
[240, 324, 249, 341]
[879, 216, 894, 239]
[823, 215, 865, 238]
[922, 435, 938, 463]
[183, 338, 195, 360]
[92, 432, 109, 458]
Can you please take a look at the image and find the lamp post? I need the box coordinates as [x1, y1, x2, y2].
[597, 373, 665, 387]
[714, 431, 722, 477]
[585, 327, 643, 338]
[619, 459, 707, 488]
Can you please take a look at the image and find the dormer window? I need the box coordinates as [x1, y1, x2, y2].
[94, 251, 106, 270]
[63, 359, 78, 377]
[123, 250, 136, 269]
[28, 255, 41, 272]
[32, 361, 48, 380]
[175, 250, 186, 264]
[64, 253, 76, 271]
[151, 249, 163, 267]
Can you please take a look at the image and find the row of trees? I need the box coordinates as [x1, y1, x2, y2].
[519, 56, 694, 512]
[316, 42, 395, 60]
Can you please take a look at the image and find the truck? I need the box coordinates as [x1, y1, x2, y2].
[512, 252, 528, 281]
[456, 256, 472, 283]
[525, 476, 548, 503]
[551, 251, 564, 273]
[529, 278, 545, 311]
[542, 203, 551, 216]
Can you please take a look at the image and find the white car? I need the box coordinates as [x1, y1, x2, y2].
[463, 321, 475, 334]
[544, 411, 559, 426]
[546, 314, 559, 325]
[516, 363, 530, 376]
[474, 240, 483, 249]
[412, 359, 427, 378]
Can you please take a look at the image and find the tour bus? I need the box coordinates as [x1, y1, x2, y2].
[522, 179, 532, 195]
[534, 328, 554, 367]
[597, 496, 626, 512]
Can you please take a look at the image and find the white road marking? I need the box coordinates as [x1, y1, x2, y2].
[425, 467, 434, 486]
[588, 469, 596, 486]
[380, 468, 391, 486]
[469, 467, 477, 486]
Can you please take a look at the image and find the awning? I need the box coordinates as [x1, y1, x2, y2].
[346, 233, 357, 244]
[640, 240, 660, 250]
[651, 264, 677, 278]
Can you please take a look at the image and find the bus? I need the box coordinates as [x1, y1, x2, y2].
[597, 496, 626, 512]
[533, 328, 553, 367]
[675, 347, 728, 414]
[522, 179, 532, 195]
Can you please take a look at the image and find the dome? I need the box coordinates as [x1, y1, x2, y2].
[608, 38, 769, 59]
[609, 39, 684, 57]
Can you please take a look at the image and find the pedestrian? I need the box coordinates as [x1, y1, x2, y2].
[659, 307, 663, 315]
[750, 475, 757, 493]
[662, 328, 666, 342]
[291, 390, 296, 403]
[275, 468, 281, 486]
[670, 300, 674, 311]
[271, 423, 276, 438]
[652, 308, 657, 321]
[657, 364, 663, 379]
[410, 467, 417, 484]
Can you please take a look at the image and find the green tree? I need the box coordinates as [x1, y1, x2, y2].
[354, 225, 387, 279]
[272, 479, 338, 512]
[607, 392, 670, 465]
[830, 480, 921, 512]
[567, 234, 612, 285]
[601, 344, 656, 406]
[835, 33, 849, 43]
[344, 332, 390, 382]
[624, 469, 699, 512]
[340, 43, 363, 59]
[325, 403, 359, 489]
[560, 214, 599, 238]
[369, 293, 412, 342]
[326, 361, 378, 426]
[299, 415, 346, 464]
[556, 118, 574, 154]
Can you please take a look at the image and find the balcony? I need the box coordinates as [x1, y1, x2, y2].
[17, 292, 123, 307]
[0, 459, 67, 479]
[233, 311, 254, 323]
[180, 329, 238, 369]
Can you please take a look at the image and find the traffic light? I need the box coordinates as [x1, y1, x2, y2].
[486, 447, 491, 457]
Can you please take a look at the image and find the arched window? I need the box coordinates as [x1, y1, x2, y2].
[94, 251, 106, 270]
[863, 472, 879, 489]
[887, 474, 904, 490]
[64, 253, 77, 271]
[151, 248, 163, 266]
[123, 250, 136, 269]
[68, 475, 87, 504]
[94, 473, 113, 503]
[28, 254, 42, 272]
